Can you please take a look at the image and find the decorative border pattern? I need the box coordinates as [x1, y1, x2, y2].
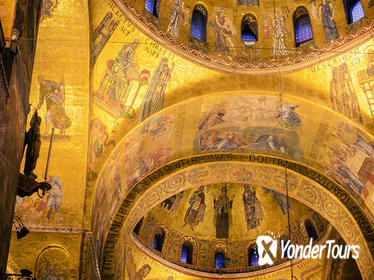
[113, 0, 374, 74]
[100, 154, 374, 279]
[12, 226, 84, 234]
[83, 232, 102, 280]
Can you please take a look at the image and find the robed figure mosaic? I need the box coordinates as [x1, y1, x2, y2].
[213, 9, 236, 57]
[184, 187, 206, 230]
[271, 10, 289, 59]
[138, 58, 174, 123]
[162, 191, 184, 212]
[330, 63, 362, 123]
[318, 0, 340, 43]
[242, 185, 264, 233]
[264, 10, 289, 60]
[326, 122, 374, 200]
[105, 41, 138, 103]
[94, 39, 150, 119]
[42, 175, 63, 225]
[37, 76, 71, 136]
[213, 186, 234, 238]
[166, 0, 183, 40]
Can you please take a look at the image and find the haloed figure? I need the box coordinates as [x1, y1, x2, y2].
[243, 185, 264, 233]
[184, 186, 206, 230]
[213, 186, 234, 238]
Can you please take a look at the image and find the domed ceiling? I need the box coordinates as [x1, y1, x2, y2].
[114, 0, 374, 72]
[133, 183, 329, 273]
[4, 0, 374, 279]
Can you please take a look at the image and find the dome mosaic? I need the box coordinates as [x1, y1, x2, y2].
[113, 0, 374, 73]
[3, 0, 374, 280]
[131, 183, 330, 274]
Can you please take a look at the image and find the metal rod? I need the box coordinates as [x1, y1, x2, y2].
[44, 127, 54, 181]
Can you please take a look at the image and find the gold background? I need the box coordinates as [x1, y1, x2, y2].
[5, 0, 374, 278]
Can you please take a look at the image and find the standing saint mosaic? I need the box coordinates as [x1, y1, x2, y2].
[318, 0, 340, 43]
[184, 187, 206, 231]
[213, 186, 234, 238]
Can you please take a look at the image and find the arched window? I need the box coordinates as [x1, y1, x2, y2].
[305, 219, 318, 241]
[152, 227, 165, 252]
[145, 0, 160, 17]
[293, 7, 313, 46]
[350, 1, 365, 23]
[191, 5, 207, 41]
[133, 217, 144, 235]
[344, 0, 365, 24]
[241, 14, 258, 42]
[248, 244, 259, 266]
[180, 241, 193, 264]
[214, 250, 225, 268]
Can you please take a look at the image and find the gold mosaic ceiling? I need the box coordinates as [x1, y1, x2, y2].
[6, 0, 373, 278]
[142, 183, 326, 241]
[133, 183, 330, 272]
[114, 0, 374, 72]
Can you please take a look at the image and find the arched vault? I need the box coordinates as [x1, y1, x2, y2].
[103, 158, 374, 279]
[90, 92, 374, 279]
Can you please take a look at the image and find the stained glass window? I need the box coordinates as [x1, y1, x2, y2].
[180, 243, 193, 264]
[248, 246, 259, 266]
[215, 252, 225, 268]
[350, 1, 364, 23]
[145, 0, 154, 14]
[191, 6, 207, 41]
[241, 15, 257, 42]
[295, 15, 313, 46]
[242, 32, 257, 42]
[152, 228, 165, 252]
[152, 236, 158, 249]
[145, 0, 159, 17]
[180, 246, 188, 263]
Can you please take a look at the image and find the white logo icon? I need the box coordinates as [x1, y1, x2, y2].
[256, 235, 278, 265]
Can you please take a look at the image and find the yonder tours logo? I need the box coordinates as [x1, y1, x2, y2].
[256, 234, 360, 265]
